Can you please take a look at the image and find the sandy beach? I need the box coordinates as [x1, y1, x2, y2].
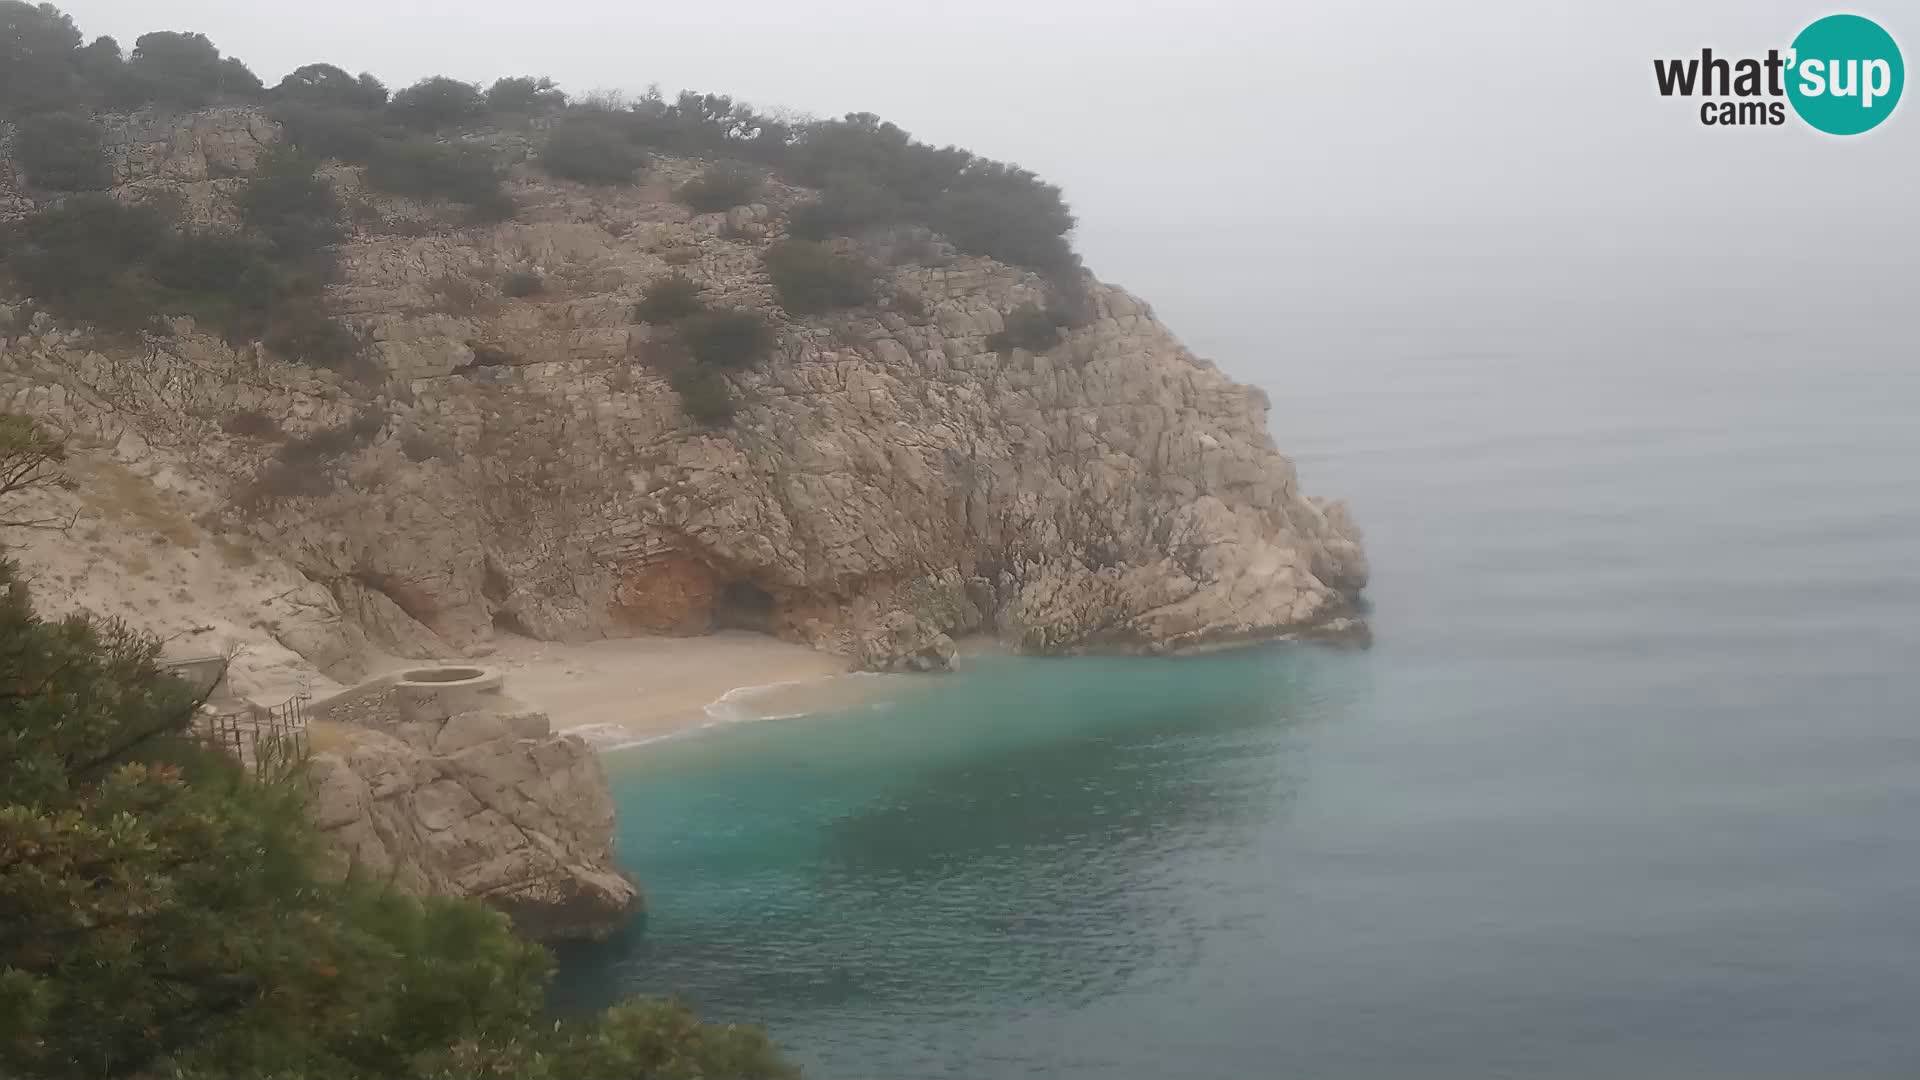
[475, 631, 878, 750]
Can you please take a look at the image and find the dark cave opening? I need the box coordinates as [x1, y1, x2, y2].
[713, 580, 778, 634]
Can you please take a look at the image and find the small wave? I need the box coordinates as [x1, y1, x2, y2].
[566, 672, 904, 755]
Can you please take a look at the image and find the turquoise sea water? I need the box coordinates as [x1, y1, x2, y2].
[556, 234, 1920, 1078]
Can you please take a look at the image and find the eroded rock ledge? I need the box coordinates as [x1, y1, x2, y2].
[0, 106, 1367, 676]
[303, 666, 639, 941]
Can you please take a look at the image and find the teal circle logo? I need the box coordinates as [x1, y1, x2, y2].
[1787, 14, 1904, 135]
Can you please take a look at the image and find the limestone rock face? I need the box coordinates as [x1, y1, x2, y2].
[0, 107, 1368, 674]
[304, 675, 639, 940]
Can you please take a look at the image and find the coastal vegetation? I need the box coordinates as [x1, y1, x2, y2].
[0, 416, 795, 1078]
[987, 302, 1066, 354]
[2, 0, 1081, 276]
[3, 0, 1087, 429]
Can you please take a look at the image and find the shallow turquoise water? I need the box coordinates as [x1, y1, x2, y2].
[556, 235, 1920, 1077]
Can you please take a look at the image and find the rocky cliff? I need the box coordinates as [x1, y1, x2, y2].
[302, 668, 638, 941]
[0, 107, 1367, 682]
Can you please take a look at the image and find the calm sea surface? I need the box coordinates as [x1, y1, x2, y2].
[556, 228, 1920, 1078]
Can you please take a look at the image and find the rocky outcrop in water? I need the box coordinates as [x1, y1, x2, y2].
[0, 107, 1367, 676]
[302, 669, 639, 940]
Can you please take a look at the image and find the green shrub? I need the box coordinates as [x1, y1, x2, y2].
[364, 140, 506, 209]
[262, 299, 362, 371]
[893, 289, 928, 318]
[237, 151, 344, 263]
[14, 111, 108, 191]
[628, 89, 792, 162]
[933, 165, 1078, 277]
[0, 195, 169, 333]
[146, 229, 283, 337]
[675, 161, 762, 213]
[118, 30, 260, 108]
[762, 240, 876, 316]
[462, 184, 518, 225]
[986, 302, 1062, 353]
[632, 272, 704, 323]
[0, 2, 86, 117]
[784, 175, 910, 241]
[501, 270, 544, 297]
[485, 75, 565, 113]
[388, 75, 483, 130]
[782, 113, 1078, 276]
[670, 364, 736, 426]
[273, 63, 387, 109]
[540, 119, 647, 185]
[0, 535, 801, 1078]
[272, 102, 393, 163]
[680, 308, 773, 370]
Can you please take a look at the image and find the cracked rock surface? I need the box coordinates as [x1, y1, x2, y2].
[304, 680, 638, 941]
[0, 107, 1368, 675]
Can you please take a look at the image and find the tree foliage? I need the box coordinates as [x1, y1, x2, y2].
[0, 414, 73, 529]
[0, 1, 88, 116]
[275, 63, 388, 109]
[629, 89, 793, 162]
[389, 76, 483, 131]
[669, 364, 736, 427]
[675, 160, 763, 213]
[484, 75, 565, 113]
[762, 240, 875, 316]
[12, 110, 107, 191]
[679, 308, 774, 370]
[539, 118, 647, 185]
[238, 149, 346, 264]
[0, 421, 797, 1079]
[783, 113, 1078, 277]
[985, 301, 1064, 353]
[364, 140, 510, 216]
[632, 273, 705, 324]
[120, 30, 261, 108]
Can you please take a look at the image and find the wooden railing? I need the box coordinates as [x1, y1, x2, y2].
[195, 694, 309, 778]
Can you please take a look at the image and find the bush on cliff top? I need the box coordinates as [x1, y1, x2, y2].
[13, 110, 109, 191]
[540, 118, 648, 185]
[363, 140, 513, 220]
[986, 301, 1064, 354]
[763, 240, 877, 316]
[0, 419, 796, 1078]
[675, 160, 764, 213]
[485, 74, 566, 113]
[388, 75, 484, 131]
[273, 62, 390, 110]
[5, 3, 1081, 276]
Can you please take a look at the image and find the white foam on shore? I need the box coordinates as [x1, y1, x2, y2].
[562, 672, 902, 755]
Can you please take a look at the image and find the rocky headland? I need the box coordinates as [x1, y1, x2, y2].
[0, 101, 1367, 927]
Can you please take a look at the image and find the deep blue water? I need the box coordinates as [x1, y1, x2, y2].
[557, 232, 1920, 1078]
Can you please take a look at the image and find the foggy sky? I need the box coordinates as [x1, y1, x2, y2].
[51, 1, 1918, 286]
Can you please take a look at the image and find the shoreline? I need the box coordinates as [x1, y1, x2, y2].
[475, 631, 890, 752]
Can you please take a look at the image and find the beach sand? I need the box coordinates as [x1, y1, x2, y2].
[474, 632, 875, 750]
